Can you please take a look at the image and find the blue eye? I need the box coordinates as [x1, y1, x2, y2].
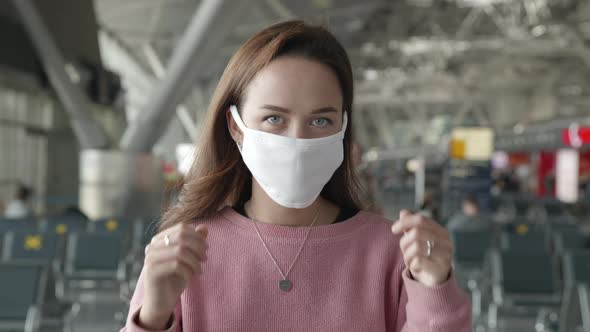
[312, 118, 332, 127]
[265, 115, 283, 125]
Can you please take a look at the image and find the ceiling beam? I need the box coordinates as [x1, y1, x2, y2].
[121, 0, 247, 152]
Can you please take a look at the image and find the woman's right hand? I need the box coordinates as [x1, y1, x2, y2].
[138, 223, 209, 330]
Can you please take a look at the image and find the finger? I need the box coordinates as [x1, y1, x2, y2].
[395, 209, 414, 235]
[403, 240, 452, 274]
[148, 233, 208, 262]
[148, 225, 208, 255]
[402, 236, 453, 257]
[399, 227, 440, 253]
[398, 208, 447, 234]
[393, 214, 449, 240]
[417, 241, 453, 266]
[152, 223, 206, 244]
[425, 229, 451, 249]
[401, 241, 424, 267]
[409, 255, 442, 276]
[146, 245, 204, 276]
[401, 241, 443, 265]
[399, 209, 413, 219]
[146, 246, 206, 267]
[151, 225, 209, 251]
[431, 248, 453, 269]
[392, 213, 427, 234]
[195, 224, 208, 239]
[435, 239, 454, 264]
[151, 223, 183, 245]
[150, 259, 195, 286]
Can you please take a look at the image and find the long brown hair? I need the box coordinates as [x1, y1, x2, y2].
[159, 20, 363, 231]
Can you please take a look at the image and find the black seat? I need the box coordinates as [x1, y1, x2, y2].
[450, 228, 495, 322]
[563, 250, 590, 288]
[1, 230, 79, 330]
[548, 220, 579, 233]
[559, 250, 590, 332]
[68, 233, 123, 276]
[0, 217, 38, 235]
[450, 228, 494, 287]
[580, 284, 590, 332]
[561, 281, 590, 332]
[2, 231, 59, 263]
[87, 217, 130, 235]
[0, 261, 46, 332]
[452, 228, 494, 267]
[487, 248, 560, 330]
[57, 232, 126, 303]
[499, 251, 557, 296]
[500, 229, 549, 253]
[41, 216, 86, 236]
[554, 229, 587, 254]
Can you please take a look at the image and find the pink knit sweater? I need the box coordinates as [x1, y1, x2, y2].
[122, 207, 471, 331]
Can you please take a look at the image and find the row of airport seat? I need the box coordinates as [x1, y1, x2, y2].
[450, 219, 590, 331]
[4, 212, 590, 331]
[0, 215, 159, 332]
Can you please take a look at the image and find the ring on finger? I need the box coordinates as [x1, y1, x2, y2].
[426, 240, 434, 258]
[164, 234, 171, 247]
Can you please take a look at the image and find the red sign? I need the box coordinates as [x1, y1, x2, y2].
[562, 124, 590, 147]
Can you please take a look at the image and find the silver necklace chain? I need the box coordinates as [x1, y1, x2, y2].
[247, 202, 321, 287]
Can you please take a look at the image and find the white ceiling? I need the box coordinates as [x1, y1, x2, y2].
[94, 0, 590, 150]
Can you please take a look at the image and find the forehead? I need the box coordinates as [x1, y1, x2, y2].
[243, 56, 343, 111]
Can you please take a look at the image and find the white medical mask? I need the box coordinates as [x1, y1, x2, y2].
[230, 105, 348, 209]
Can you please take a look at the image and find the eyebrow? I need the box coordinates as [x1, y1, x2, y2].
[260, 104, 339, 114]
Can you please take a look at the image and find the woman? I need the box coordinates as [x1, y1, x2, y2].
[122, 21, 471, 332]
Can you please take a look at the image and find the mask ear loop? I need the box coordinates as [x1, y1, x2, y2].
[341, 111, 349, 133]
[230, 105, 248, 131]
[230, 105, 247, 151]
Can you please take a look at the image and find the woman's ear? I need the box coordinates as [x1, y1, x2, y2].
[226, 108, 242, 144]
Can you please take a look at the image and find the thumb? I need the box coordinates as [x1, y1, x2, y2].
[195, 224, 209, 238]
[399, 209, 412, 219]
[392, 209, 413, 234]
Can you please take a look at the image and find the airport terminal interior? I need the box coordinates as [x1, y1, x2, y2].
[2, 0, 590, 331]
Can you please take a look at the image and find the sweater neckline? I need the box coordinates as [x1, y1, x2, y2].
[220, 206, 370, 241]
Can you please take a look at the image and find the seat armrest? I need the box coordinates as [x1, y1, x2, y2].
[24, 306, 40, 332]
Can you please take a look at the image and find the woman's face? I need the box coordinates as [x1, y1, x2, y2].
[230, 56, 344, 140]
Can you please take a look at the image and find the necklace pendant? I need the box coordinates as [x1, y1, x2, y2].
[279, 279, 292, 292]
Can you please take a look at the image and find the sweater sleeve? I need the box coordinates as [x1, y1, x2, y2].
[393, 265, 472, 332]
[120, 267, 182, 332]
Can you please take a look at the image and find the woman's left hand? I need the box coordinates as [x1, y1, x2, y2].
[391, 209, 453, 287]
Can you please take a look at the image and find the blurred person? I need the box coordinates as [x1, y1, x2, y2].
[122, 21, 470, 332]
[62, 205, 89, 220]
[3, 183, 32, 218]
[504, 170, 521, 193]
[446, 195, 487, 232]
